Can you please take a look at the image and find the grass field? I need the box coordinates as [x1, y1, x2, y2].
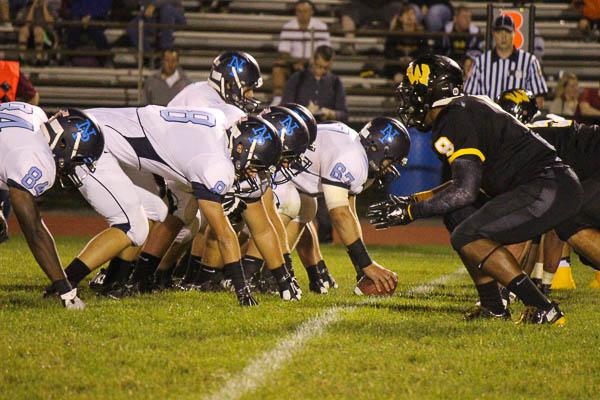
[1, 236, 599, 399]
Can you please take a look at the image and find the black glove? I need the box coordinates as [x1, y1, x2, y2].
[367, 195, 414, 229]
[223, 192, 247, 223]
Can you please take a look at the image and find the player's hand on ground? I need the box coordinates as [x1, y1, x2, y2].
[367, 195, 413, 229]
[362, 262, 398, 293]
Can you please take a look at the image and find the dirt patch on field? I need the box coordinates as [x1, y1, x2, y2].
[8, 213, 450, 246]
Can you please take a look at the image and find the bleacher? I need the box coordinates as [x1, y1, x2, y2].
[2, 0, 599, 125]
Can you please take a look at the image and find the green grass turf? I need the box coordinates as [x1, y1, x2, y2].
[1, 236, 599, 399]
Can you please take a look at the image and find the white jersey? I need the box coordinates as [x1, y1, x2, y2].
[85, 105, 235, 199]
[292, 122, 368, 196]
[0, 102, 55, 197]
[168, 81, 246, 129]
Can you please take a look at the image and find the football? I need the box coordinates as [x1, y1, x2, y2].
[354, 276, 397, 296]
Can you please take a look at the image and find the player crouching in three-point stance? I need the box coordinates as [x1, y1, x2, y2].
[368, 55, 583, 325]
[278, 116, 410, 295]
[0, 102, 104, 309]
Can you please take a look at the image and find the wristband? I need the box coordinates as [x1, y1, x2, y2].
[347, 239, 373, 269]
[412, 190, 433, 202]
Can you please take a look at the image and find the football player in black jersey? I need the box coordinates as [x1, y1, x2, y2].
[499, 88, 600, 289]
[368, 55, 583, 325]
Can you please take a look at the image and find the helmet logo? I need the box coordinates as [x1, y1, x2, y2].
[281, 114, 299, 136]
[407, 64, 430, 86]
[227, 56, 247, 78]
[379, 123, 400, 144]
[251, 125, 272, 145]
[504, 90, 528, 104]
[73, 119, 97, 142]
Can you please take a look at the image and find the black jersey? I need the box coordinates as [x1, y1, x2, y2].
[431, 95, 558, 196]
[530, 119, 600, 181]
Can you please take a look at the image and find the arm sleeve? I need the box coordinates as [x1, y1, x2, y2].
[4, 149, 56, 197]
[411, 156, 482, 218]
[526, 55, 548, 96]
[187, 156, 234, 202]
[333, 77, 348, 122]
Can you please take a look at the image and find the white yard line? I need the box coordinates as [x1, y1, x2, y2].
[205, 267, 466, 400]
[406, 267, 466, 296]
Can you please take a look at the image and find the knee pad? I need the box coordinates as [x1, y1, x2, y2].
[293, 195, 317, 224]
[275, 183, 301, 220]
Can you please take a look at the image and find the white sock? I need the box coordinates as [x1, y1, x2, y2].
[542, 271, 555, 285]
[558, 257, 571, 268]
[531, 262, 543, 280]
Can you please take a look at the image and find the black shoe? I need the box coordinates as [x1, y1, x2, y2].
[256, 268, 278, 294]
[193, 280, 223, 292]
[235, 285, 258, 306]
[516, 302, 565, 326]
[464, 305, 512, 321]
[540, 283, 552, 296]
[89, 268, 107, 293]
[317, 263, 338, 289]
[308, 278, 328, 294]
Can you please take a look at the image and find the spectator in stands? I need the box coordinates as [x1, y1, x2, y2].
[282, 45, 347, 122]
[549, 73, 580, 117]
[383, 4, 429, 82]
[127, 0, 186, 54]
[0, 0, 9, 25]
[464, 15, 548, 108]
[440, 5, 481, 75]
[142, 48, 190, 105]
[271, 0, 330, 105]
[573, 0, 600, 41]
[0, 59, 39, 105]
[201, 0, 230, 12]
[66, 0, 112, 67]
[18, 0, 58, 65]
[578, 82, 600, 117]
[411, 0, 453, 33]
[339, 0, 404, 55]
[1, 0, 28, 25]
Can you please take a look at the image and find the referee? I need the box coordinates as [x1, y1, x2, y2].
[464, 15, 548, 108]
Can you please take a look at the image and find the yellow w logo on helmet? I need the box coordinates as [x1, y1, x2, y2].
[504, 89, 529, 104]
[406, 64, 430, 85]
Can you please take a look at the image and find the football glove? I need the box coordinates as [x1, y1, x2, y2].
[367, 195, 413, 229]
[60, 288, 86, 310]
[222, 192, 247, 223]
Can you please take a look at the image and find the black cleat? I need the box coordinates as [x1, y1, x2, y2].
[235, 285, 258, 306]
[464, 305, 512, 321]
[88, 268, 107, 293]
[516, 301, 565, 326]
[317, 262, 338, 289]
[308, 278, 328, 294]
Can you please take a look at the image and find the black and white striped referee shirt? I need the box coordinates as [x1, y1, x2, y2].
[464, 47, 548, 100]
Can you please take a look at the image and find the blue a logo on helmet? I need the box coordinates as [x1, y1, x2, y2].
[227, 55, 247, 78]
[281, 114, 299, 136]
[379, 123, 400, 144]
[251, 125, 272, 145]
[73, 119, 97, 142]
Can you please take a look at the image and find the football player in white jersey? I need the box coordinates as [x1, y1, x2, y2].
[0, 102, 104, 308]
[271, 116, 411, 295]
[55, 103, 281, 306]
[191, 106, 311, 301]
[108, 51, 265, 295]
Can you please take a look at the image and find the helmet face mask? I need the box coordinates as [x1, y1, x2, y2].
[229, 116, 282, 193]
[360, 117, 411, 188]
[396, 55, 464, 132]
[42, 109, 104, 188]
[259, 106, 310, 185]
[209, 51, 263, 113]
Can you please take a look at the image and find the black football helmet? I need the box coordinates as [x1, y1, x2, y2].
[395, 54, 463, 131]
[359, 116, 411, 187]
[208, 51, 263, 113]
[498, 89, 538, 124]
[260, 106, 311, 184]
[41, 108, 104, 188]
[229, 116, 282, 193]
[282, 103, 317, 149]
